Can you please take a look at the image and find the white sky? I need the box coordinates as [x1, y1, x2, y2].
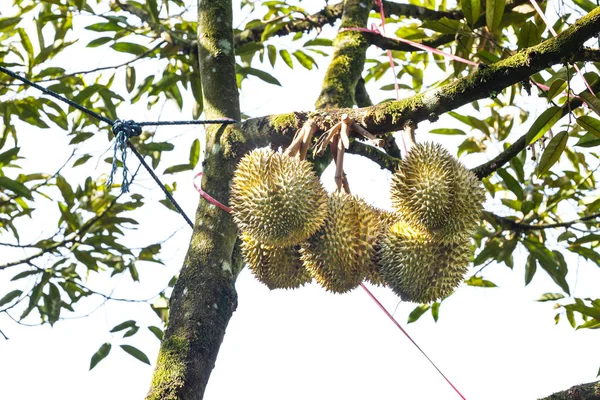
[1, 1, 600, 399]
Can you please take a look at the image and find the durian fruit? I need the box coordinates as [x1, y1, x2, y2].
[378, 220, 472, 303]
[230, 148, 328, 247]
[300, 192, 379, 294]
[439, 161, 486, 239]
[363, 208, 396, 287]
[390, 142, 455, 231]
[240, 233, 312, 290]
[390, 142, 485, 240]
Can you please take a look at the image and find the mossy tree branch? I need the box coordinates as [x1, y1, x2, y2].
[538, 380, 600, 399]
[229, 7, 600, 159]
[145, 1, 241, 399]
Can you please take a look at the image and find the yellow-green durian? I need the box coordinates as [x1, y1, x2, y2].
[390, 142, 455, 231]
[240, 233, 312, 290]
[440, 161, 486, 239]
[300, 192, 379, 294]
[363, 208, 396, 287]
[230, 148, 328, 246]
[378, 221, 472, 303]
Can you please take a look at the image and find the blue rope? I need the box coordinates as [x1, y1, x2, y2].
[0, 65, 236, 229]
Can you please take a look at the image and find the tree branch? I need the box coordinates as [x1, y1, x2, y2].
[471, 78, 595, 179]
[347, 140, 400, 171]
[232, 8, 600, 158]
[483, 211, 600, 232]
[538, 380, 600, 399]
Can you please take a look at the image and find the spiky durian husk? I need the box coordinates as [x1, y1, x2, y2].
[378, 221, 472, 303]
[230, 148, 328, 246]
[390, 143, 455, 231]
[438, 162, 486, 239]
[364, 209, 397, 287]
[241, 233, 312, 290]
[300, 192, 379, 294]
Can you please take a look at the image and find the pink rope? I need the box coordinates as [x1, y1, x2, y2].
[193, 172, 232, 213]
[529, 0, 594, 94]
[360, 283, 467, 400]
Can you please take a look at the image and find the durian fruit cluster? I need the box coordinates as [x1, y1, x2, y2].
[230, 142, 485, 302]
[378, 142, 485, 303]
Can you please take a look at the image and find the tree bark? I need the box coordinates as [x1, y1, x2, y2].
[539, 381, 600, 400]
[146, 1, 242, 399]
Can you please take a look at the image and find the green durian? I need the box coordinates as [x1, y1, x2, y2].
[390, 142, 455, 231]
[363, 208, 396, 287]
[301, 192, 379, 294]
[230, 148, 328, 246]
[378, 221, 472, 303]
[390, 142, 485, 240]
[240, 233, 312, 290]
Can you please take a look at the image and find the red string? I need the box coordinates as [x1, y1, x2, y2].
[359, 283, 467, 400]
[193, 172, 232, 213]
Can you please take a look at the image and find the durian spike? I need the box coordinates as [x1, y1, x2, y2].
[314, 121, 341, 156]
[351, 122, 384, 148]
[299, 121, 318, 160]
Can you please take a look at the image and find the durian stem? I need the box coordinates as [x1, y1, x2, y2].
[299, 121, 318, 160]
[283, 126, 306, 157]
[315, 121, 342, 155]
[402, 121, 416, 150]
[351, 121, 384, 148]
[340, 114, 352, 149]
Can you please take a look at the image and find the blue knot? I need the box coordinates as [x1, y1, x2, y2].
[107, 119, 142, 193]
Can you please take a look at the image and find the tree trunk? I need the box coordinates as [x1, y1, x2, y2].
[146, 1, 242, 399]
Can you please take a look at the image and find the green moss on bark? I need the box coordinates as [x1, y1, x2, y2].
[146, 336, 189, 400]
[315, 0, 373, 109]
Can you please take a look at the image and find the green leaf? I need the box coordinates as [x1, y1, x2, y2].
[547, 79, 567, 101]
[267, 44, 277, 67]
[0, 290, 22, 307]
[111, 42, 149, 56]
[486, 0, 506, 32]
[517, 21, 540, 48]
[87, 37, 113, 48]
[460, 0, 480, 26]
[408, 304, 430, 323]
[0, 147, 20, 167]
[525, 254, 536, 285]
[85, 22, 122, 32]
[73, 154, 92, 167]
[238, 67, 281, 86]
[581, 92, 600, 117]
[537, 293, 565, 302]
[497, 169, 523, 200]
[577, 116, 600, 137]
[292, 51, 316, 70]
[69, 132, 94, 145]
[525, 106, 562, 145]
[18, 28, 34, 66]
[431, 302, 440, 322]
[120, 345, 151, 365]
[573, 0, 597, 12]
[56, 175, 75, 206]
[11, 270, 41, 281]
[429, 128, 466, 135]
[189, 139, 200, 167]
[537, 131, 568, 176]
[131, 75, 154, 103]
[465, 276, 498, 287]
[146, 0, 160, 23]
[304, 38, 332, 47]
[123, 326, 140, 338]
[164, 164, 193, 174]
[421, 18, 461, 35]
[279, 49, 293, 68]
[0, 176, 33, 200]
[110, 320, 136, 332]
[0, 17, 21, 32]
[148, 326, 164, 340]
[90, 343, 111, 370]
[142, 142, 174, 152]
[126, 66, 136, 93]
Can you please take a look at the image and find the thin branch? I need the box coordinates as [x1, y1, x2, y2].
[483, 211, 600, 232]
[347, 140, 400, 171]
[471, 78, 595, 179]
